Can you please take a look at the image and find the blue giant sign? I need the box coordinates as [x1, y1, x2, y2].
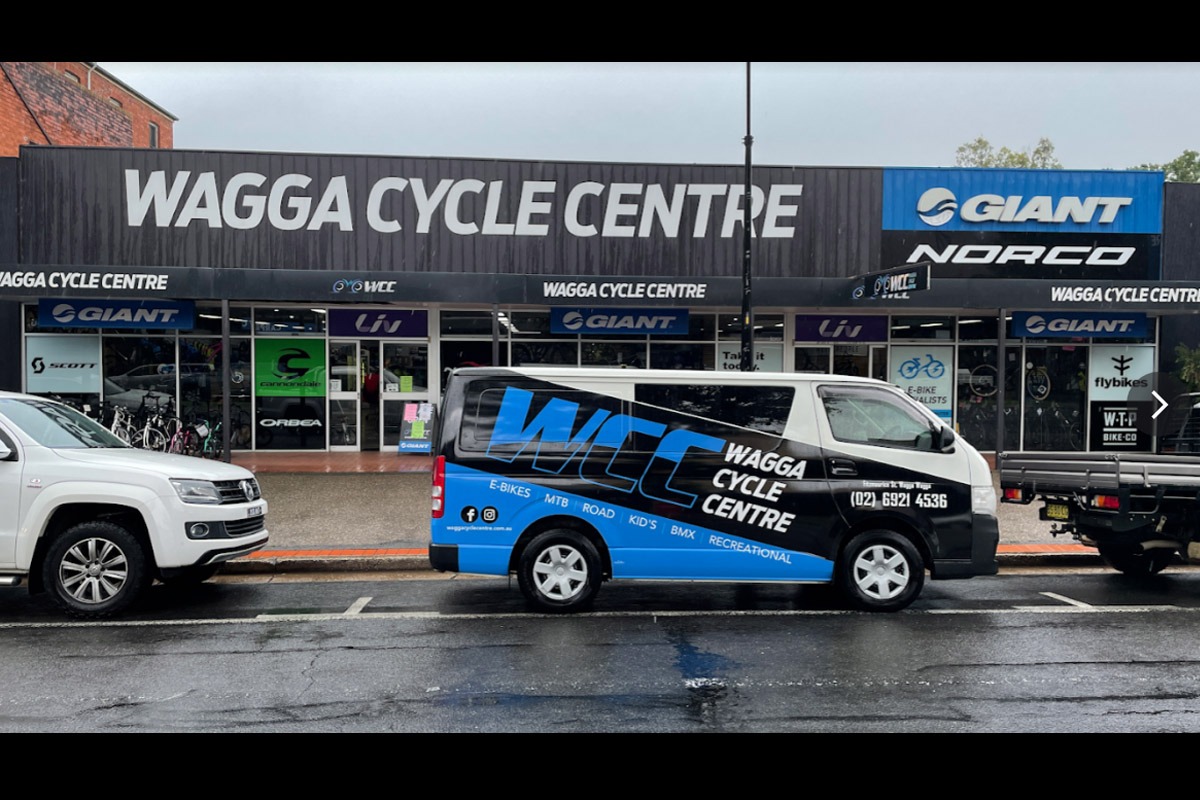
[551, 308, 689, 335]
[1012, 311, 1149, 339]
[883, 168, 1163, 234]
[38, 299, 195, 330]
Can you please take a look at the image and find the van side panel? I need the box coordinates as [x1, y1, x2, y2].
[434, 374, 846, 582]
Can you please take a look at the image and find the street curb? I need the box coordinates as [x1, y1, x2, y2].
[219, 551, 1105, 575]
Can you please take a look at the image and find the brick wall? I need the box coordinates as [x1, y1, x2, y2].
[0, 62, 173, 157]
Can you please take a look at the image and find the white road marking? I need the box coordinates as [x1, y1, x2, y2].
[0, 604, 1194, 628]
[1041, 591, 1094, 608]
[345, 597, 372, 615]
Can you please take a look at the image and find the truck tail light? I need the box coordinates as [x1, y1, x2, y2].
[431, 455, 445, 519]
[1003, 488, 1023, 502]
[1092, 494, 1121, 510]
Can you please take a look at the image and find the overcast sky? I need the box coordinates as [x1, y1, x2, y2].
[99, 62, 1200, 171]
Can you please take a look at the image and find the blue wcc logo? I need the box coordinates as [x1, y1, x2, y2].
[332, 278, 364, 294]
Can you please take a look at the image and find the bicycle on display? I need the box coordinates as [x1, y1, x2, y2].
[1025, 403, 1084, 451]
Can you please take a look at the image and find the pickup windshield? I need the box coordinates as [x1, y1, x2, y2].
[0, 398, 129, 449]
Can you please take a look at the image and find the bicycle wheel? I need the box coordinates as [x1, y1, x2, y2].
[143, 427, 168, 452]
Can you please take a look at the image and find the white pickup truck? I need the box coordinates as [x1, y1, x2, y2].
[0, 391, 269, 618]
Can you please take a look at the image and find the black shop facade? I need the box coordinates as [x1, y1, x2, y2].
[3, 145, 1199, 455]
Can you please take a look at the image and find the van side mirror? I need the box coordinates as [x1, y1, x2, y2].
[938, 426, 956, 453]
[0, 441, 11, 460]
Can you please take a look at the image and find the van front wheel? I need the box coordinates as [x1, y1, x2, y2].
[838, 530, 924, 612]
[518, 530, 601, 613]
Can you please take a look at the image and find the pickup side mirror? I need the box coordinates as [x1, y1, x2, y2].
[938, 426, 956, 453]
[0, 440, 11, 460]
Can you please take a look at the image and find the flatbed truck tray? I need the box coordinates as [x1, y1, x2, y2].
[999, 451, 1200, 497]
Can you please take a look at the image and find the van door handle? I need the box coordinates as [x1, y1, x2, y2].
[829, 458, 857, 477]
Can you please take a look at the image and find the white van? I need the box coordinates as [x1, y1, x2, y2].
[430, 368, 999, 612]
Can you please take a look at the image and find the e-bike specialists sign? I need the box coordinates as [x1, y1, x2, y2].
[881, 168, 1163, 281]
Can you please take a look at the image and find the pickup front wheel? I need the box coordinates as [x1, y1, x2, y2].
[43, 522, 150, 619]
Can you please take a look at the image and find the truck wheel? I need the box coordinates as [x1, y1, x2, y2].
[43, 522, 150, 619]
[517, 530, 601, 613]
[1098, 545, 1175, 576]
[838, 530, 924, 612]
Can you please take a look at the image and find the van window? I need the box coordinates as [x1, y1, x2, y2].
[819, 385, 936, 450]
[462, 381, 625, 457]
[634, 384, 793, 435]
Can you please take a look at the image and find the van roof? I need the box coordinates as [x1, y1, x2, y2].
[448, 366, 891, 386]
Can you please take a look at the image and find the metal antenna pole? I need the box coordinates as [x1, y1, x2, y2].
[740, 62, 754, 372]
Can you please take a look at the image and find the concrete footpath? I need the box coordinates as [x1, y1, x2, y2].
[219, 454, 1108, 576]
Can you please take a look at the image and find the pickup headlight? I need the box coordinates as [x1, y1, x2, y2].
[972, 485, 998, 516]
[171, 479, 222, 505]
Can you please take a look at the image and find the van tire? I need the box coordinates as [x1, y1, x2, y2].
[838, 530, 924, 612]
[518, 530, 601, 613]
[43, 522, 150, 619]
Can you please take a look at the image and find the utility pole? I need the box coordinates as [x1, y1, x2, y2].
[739, 62, 754, 372]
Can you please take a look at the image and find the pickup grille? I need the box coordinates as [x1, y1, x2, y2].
[214, 479, 262, 504]
[225, 516, 266, 537]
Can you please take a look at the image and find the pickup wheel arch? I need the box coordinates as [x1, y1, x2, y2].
[31, 505, 154, 596]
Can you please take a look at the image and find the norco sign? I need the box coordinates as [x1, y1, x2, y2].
[123, 170, 805, 239]
[1012, 311, 1149, 339]
[907, 243, 1134, 267]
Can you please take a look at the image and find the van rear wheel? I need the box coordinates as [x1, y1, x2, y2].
[838, 530, 924, 612]
[518, 530, 601, 613]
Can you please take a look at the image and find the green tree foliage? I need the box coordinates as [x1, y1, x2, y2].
[1174, 343, 1200, 392]
[955, 137, 1062, 169]
[1130, 150, 1200, 183]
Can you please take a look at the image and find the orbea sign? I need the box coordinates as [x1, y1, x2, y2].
[123, 170, 805, 239]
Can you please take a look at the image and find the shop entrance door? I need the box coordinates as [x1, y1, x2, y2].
[328, 340, 361, 451]
[327, 340, 383, 452]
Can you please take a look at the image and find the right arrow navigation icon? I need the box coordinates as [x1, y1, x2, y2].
[1152, 390, 1170, 420]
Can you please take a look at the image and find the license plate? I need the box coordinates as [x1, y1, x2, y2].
[1045, 503, 1069, 520]
[247, 506, 263, 518]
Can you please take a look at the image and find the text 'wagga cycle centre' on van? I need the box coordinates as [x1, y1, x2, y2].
[429, 368, 999, 612]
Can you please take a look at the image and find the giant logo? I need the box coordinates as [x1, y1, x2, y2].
[915, 187, 1132, 228]
[551, 308, 688, 335]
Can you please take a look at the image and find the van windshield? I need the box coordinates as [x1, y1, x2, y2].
[0, 398, 129, 449]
